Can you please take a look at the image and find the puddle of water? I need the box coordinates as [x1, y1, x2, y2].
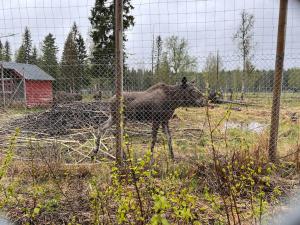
[224, 121, 266, 133]
[0, 218, 12, 225]
[0, 213, 13, 225]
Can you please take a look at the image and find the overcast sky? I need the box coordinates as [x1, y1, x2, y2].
[0, 0, 300, 70]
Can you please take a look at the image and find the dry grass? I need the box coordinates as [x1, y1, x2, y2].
[1, 96, 300, 164]
[0, 93, 300, 224]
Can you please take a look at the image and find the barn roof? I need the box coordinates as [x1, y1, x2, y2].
[0, 61, 55, 81]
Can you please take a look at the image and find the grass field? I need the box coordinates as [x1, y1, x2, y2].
[0, 93, 299, 224]
[120, 92, 300, 161]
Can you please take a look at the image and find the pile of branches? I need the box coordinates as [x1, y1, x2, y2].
[53, 91, 83, 104]
[10, 101, 110, 136]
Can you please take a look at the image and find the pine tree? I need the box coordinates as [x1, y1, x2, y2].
[155, 35, 163, 74]
[61, 31, 81, 92]
[89, 0, 134, 78]
[16, 27, 33, 63]
[4, 41, 12, 61]
[29, 46, 38, 65]
[71, 23, 87, 64]
[16, 45, 26, 63]
[72, 23, 88, 77]
[72, 22, 89, 87]
[76, 35, 87, 65]
[40, 33, 59, 78]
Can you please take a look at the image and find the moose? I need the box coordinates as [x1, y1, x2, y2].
[93, 77, 206, 160]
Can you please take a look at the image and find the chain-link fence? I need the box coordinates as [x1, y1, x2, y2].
[0, 0, 299, 165]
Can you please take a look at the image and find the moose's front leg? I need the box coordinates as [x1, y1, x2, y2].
[150, 121, 160, 163]
[92, 115, 114, 158]
[162, 121, 174, 160]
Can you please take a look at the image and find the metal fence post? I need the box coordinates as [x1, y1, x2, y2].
[269, 0, 288, 163]
[1, 63, 5, 107]
[115, 0, 124, 165]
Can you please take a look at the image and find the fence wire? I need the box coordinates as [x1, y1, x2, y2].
[0, 0, 299, 165]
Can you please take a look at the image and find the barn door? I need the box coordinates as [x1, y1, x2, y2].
[0, 66, 25, 108]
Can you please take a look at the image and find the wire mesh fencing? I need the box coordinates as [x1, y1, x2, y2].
[0, 0, 299, 165]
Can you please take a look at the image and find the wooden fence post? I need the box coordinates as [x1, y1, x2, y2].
[115, 0, 124, 165]
[269, 0, 288, 163]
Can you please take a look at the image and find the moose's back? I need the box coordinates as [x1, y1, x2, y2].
[108, 86, 174, 122]
[125, 88, 174, 121]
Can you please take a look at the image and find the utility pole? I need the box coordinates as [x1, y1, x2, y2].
[115, 0, 124, 165]
[216, 51, 219, 90]
[269, 0, 288, 163]
[152, 33, 155, 76]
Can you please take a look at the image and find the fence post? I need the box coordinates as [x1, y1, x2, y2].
[115, 0, 124, 165]
[1, 63, 5, 107]
[23, 68, 27, 109]
[269, 0, 288, 163]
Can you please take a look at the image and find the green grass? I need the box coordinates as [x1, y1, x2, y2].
[126, 99, 300, 160]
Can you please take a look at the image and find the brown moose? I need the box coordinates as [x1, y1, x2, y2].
[93, 77, 206, 160]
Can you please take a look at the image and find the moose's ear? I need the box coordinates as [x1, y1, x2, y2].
[181, 77, 187, 88]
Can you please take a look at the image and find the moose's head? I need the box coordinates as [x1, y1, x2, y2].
[174, 77, 207, 107]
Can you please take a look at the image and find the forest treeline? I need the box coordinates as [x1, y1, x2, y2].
[1, 1, 299, 93]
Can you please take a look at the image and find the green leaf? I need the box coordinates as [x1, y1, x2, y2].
[33, 207, 40, 215]
[161, 218, 170, 225]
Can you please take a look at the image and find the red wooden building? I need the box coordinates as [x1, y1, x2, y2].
[0, 61, 55, 107]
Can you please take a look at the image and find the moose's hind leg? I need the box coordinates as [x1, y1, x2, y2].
[162, 122, 174, 160]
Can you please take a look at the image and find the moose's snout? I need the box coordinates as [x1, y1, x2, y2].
[203, 97, 209, 106]
[196, 97, 208, 107]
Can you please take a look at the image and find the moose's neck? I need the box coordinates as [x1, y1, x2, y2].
[167, 85, 184, 109]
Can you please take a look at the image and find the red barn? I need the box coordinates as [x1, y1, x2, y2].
[0, 61, 55, 107]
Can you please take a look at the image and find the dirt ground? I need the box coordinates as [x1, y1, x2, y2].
[0, 95, 300, 224]
[1, 95, 299, 164]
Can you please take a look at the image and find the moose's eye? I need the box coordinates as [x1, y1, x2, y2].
[190, 89, 202, 98]
[189, 90, 197, 98]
